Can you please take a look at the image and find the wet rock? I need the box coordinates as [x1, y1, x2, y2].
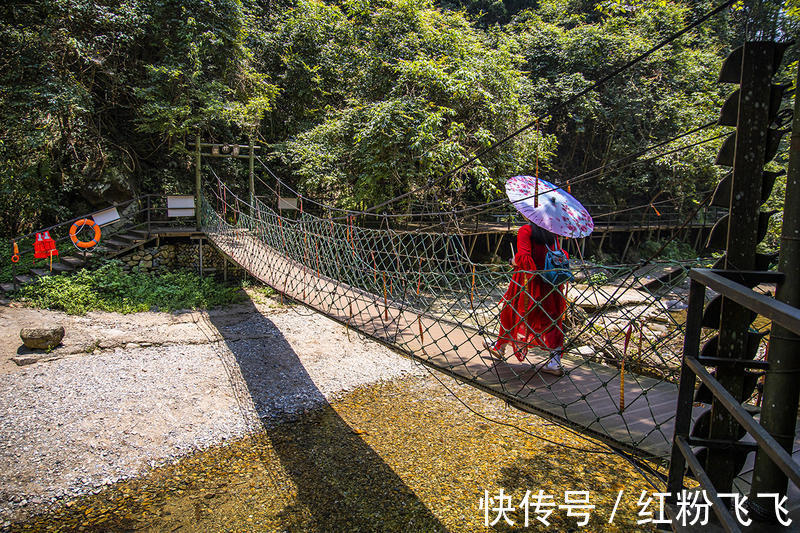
[573, 345, 594, 358]
[11, 356, 40, 366]
[20, 326, 65, 350]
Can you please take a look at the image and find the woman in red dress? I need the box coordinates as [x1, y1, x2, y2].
[484, 223, 567, 375]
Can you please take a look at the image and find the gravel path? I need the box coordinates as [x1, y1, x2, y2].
[0, 295, 424, 521]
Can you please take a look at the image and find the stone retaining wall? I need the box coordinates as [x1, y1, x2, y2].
[119, 241, 245, 280]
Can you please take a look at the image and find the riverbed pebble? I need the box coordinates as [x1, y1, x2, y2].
[0, 300, 424, 521]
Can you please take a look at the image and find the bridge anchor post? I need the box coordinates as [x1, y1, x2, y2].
[748, 54, 800, 518]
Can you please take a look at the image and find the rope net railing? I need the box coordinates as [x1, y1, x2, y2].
[203, 175, 768, 460]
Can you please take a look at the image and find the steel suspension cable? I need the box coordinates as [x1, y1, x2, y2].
[254, 122, 722, 226]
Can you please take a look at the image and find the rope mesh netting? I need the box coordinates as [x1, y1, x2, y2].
[203, 176, 766, 461]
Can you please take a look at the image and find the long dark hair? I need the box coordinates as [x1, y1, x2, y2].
[528, 223, 557, 246]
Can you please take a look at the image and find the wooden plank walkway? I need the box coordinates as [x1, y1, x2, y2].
[207, 225, 692, 459]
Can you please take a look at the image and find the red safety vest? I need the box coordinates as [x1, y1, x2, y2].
[33, 231, 59, 259]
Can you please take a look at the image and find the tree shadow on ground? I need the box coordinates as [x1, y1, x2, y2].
[207, 296, 447, 532]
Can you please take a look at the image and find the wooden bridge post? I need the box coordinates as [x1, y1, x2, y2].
[706, 41, 785, 494]
[620, 231, 635, 262]
[195, 135, 202, 230]
[597, 230, 607, 256]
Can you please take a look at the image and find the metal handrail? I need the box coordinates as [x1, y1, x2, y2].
[667, 268, 800, 533]
[691, 269, 800, 335]
[5, 195, 192, 287]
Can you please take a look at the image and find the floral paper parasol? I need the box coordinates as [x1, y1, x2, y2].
[505, 175, 594, 238]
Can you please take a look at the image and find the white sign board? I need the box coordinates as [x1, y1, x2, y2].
[92, 207, 121, 226]
[278, 197, 298, 210]
[167, 195, 195, 217]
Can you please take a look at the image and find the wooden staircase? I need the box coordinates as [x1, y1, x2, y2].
[1, 229, 155, 294]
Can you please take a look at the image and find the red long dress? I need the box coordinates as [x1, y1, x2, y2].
[494, 224, 567, 362]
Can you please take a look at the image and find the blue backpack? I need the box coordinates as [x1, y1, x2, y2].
[543, 242, 574, 286]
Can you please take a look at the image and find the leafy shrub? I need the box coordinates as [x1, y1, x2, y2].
[638, 240, 697, 262]
[588, 271, 610, 286]
[14, 262, 245, 315]
[0, 241, 13, 283]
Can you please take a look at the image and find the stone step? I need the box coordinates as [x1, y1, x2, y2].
[116, 233, 142, 243]
[102, 239, 128, 249]
[0, 283, 17, 293]
[60, 256, 86, 268]
[30, 268, 52, 278]
[14, 275, 33, 285]
[50, 262, 73, 273]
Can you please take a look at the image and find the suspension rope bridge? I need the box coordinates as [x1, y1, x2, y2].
[202, 174, 729, 461]
[6, 2, 792, 508]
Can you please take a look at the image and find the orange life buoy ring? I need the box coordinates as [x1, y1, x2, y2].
[69, 219, 101, 249]
[11, 242, 19, 263]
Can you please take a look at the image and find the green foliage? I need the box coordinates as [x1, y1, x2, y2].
[263, 0, 551, 209]
[0, 0, 277, 237]
[13, 262, 244, 314]
[2, 0, 797, 240]
[258, 0, 766, 214]
[639, 239, 697, 261]
[247, 284, 280, 304]
[588, 271, 609, 285]
[503, 0, 730, 208]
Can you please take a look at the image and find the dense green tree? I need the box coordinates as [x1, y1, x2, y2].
[260, 0, 554, 209]
[0, 0, 275, 235]
[1, 0, 796, 236]
[499, 0, 731, 209]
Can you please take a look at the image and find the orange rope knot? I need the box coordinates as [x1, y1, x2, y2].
[470, 265, 476, 310]
[620, 323, 634, 412]
[314, 240, 320, 277]
[650, 203, 661, 217]
[416, 257, 423, 296]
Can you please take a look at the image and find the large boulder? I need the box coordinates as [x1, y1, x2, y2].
[20, 326, 65, 350]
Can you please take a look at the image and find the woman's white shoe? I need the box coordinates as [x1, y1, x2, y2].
[540, 352, 564, 376]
